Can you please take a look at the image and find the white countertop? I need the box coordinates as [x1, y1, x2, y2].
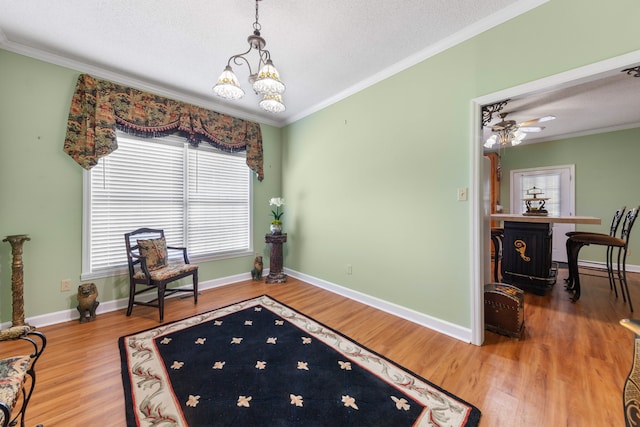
[491, 213, 601, 225]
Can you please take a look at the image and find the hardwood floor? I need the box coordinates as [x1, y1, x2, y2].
[2, 267, 637, 426]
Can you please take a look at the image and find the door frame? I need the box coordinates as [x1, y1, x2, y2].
[470, 50, 640, 346]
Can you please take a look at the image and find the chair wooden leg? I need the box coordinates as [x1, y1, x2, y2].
[15, 371, 36, 427]
[490, 234, 501, 282]
[567, 240, 586, 301]
[193, 271, 199, 304]
[1, 402, 10, 427]
[565, 238, 574, 286]
[606, 245, 619, 297]
[158, 285, 166, 322]
[619, 248, 634, 312]
[126, 283, 135, 316]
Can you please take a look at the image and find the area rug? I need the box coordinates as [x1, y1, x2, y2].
[119, 295, 481, 427]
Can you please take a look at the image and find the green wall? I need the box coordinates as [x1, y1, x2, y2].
[280, 0, 640, 327]
[499, 128, 640, 264]
[0, 49, 282, 322]
[2, 0, 640, 331]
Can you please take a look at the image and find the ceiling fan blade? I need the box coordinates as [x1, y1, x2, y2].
[519, 126, 544, 132]
[518, 115, 556, 127]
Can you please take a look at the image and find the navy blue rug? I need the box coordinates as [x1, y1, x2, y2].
[120, 295, 481, 426]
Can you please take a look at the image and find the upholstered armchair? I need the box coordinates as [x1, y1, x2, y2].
[0, 326, 46, 427]
[124, 228, 199, 322]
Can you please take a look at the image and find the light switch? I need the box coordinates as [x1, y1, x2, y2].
[457, 187, 468, 201]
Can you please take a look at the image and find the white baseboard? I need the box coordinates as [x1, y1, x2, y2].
[577, 260, 640, 273]
[1, 272, 254, 330]
[284, 268, 473, 343]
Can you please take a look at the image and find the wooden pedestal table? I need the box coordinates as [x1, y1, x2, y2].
[265, 233, 287, 283]
[491, 214, 601, 294]
[2, 234, 34, 329]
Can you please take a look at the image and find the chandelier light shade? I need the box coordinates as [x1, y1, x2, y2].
[259, 93, 286, 113]
[212, 0, 286, 113]
[253, 59, 285, 95]
[213, 66, 245, 100]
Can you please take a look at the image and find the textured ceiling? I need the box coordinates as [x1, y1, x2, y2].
[1, 0, 638, 141]
[0, 0, 538, 126]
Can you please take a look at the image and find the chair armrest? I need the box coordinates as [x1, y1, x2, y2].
[130, 253, 153, 279]
[0, 328, 46, 368]
[20, 331, 46, 365]
[167, 246, 190, 263]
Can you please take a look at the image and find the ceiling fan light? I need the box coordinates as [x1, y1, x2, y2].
[513, 130, 527, 140]
[213, 66, 245, 100]
[259, 93, 286, 113]
[253, 60, 285, 95]
[484, 135, 497, 148]
[497, 130, 511, 146]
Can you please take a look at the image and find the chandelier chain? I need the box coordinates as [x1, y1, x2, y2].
[253, 0, 262, 33]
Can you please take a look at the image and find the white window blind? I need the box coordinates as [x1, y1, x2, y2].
[83, 133, 251, 278]
[187, 149, 251, 256]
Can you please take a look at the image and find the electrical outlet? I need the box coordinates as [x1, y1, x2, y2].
[60, 279, 72, 292]
[457, 187, 468, 201]
[346, 264, 352, 275]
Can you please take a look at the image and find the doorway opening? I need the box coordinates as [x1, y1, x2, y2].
[470, 50, 640, 346]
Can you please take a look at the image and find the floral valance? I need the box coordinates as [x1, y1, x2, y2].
[63, 74, 264, 181]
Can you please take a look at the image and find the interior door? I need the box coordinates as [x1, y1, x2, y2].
[510, 165, 575, 262]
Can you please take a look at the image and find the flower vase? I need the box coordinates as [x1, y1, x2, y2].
[270, 223, 282, 235]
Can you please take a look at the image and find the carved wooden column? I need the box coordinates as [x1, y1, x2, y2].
[265, 233, 287, 284]
[3, 234, 32, 328]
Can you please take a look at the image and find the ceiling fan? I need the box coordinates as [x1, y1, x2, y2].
[484, 112, 556, 149]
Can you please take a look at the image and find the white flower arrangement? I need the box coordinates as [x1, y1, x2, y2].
[269, 197, 285, 224]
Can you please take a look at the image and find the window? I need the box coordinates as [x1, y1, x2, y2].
[82, 133, 252, 279]
[518, 173, 561, 216]
[511, 166, 574, 217]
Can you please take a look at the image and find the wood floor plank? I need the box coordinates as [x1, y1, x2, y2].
[1, 268, 636, 425]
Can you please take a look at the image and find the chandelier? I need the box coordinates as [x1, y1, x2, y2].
[212, 0, 286, 113]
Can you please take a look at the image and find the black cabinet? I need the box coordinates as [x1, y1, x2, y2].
[501, 221, 556, 293]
